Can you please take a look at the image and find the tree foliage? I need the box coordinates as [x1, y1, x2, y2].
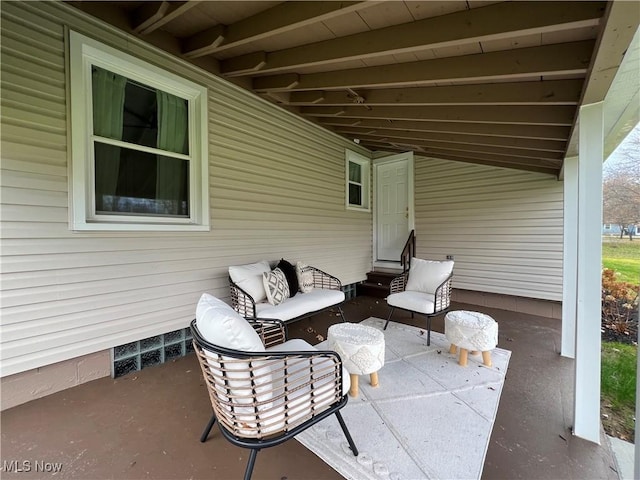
[603, 126, 640, 239]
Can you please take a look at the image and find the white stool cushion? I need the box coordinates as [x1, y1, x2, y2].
[445, 310, 498, 351]
[387, 291, 436, 314]
[327, 323, 385, 375]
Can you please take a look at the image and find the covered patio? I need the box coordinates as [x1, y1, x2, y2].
[1, 0, 639, 478]
[1, 296, 620, 479]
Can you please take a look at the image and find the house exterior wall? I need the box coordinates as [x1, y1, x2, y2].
[0, 1, 373, 378]
[602, 224, 639, 235]
[413, 157, 564, 302]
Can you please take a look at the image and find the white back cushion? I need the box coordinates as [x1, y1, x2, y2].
[195, 294, 272, 432]
[195, 293, 264, 352]
[229, 260, 271, 302]
[405, 258, 454, 294]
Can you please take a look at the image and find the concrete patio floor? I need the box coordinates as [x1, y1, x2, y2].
[1, 295, 621, 479]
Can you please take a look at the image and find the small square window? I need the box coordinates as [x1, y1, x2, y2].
[346, 150, 370, 211]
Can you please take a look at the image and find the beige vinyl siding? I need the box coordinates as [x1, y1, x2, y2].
[414, 157, 564, 301]
[0, 1, 372, 376]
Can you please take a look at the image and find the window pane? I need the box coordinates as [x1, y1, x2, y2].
[349, 183, 362, 206]
[121, 80, 158, 150]
[94, 142, 189, 217]
[349, 161, 361, 183]
[92, 66, 189, 155]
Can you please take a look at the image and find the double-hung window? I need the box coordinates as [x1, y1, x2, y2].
[345, 150, 370, 211]
[69, 31, 209, 230]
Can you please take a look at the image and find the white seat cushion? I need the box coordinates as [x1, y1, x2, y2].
[227, 339, 349, 436]
[387, 291, 436, 314]
[405, 258, 454, 294]
[255, 289, 345, 321]
[268, 339, 350, 396]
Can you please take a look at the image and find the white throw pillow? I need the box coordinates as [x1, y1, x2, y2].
[296, 261, 314, 293]
[228, 260, 271, 302]
[195, 293, 265, 352]
[405, 258, 454, 294]
[263, 268, 290, 305]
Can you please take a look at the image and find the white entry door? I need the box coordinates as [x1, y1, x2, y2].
[374, 153, 413, 263]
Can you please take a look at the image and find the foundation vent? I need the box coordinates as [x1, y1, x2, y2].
[112, 327, 193, 378]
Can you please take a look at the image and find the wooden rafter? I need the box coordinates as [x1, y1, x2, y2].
[253, 41, 594, 92]
[318, 118, 572, 140]
[182, 1, 375, 58]
[133, 1, 199, 36]
[287, 80, 583, 106]
[301, 105, 576, 126]
[333, 128, 567, 152]
[223, 1, 604, 76]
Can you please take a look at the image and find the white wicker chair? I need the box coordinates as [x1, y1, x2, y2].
[384, 258, 454, 345]
[191, 294, 358, 480]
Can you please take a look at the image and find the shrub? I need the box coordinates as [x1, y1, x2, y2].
[602, 268, 639, 343]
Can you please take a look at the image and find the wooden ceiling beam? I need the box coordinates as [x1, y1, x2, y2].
[359, 142, 561, 175]
[223, 1, 604, 76]
[565, 0, 640, 157]
[182, 1, 373, 58]
[253, 41, 594, 92]
[334, 128, 567, 152]
[580, 1, 640, 105]
[302, 105, 576, 126]
[133, 1, 199, 36]
[288, 80, 583, 107]
[356, 136, 562, 161]
[319, 118, 571, 140]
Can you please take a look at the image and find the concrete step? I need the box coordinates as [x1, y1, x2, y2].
[356, 282, 390, 298]
[365, 271, 399, 286]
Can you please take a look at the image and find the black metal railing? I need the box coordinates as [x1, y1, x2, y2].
[400, 230, 415, 273]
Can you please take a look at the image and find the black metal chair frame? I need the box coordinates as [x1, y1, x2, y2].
[384, 271, 453, 346]
[190, 318, 358, 480]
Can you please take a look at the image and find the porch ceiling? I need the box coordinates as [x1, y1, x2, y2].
[68, 1, 639, 177]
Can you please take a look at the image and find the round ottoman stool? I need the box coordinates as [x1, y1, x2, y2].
[327, 323, 385, 398]
[445, 311, 498, 367]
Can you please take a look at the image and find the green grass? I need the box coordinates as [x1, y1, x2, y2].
[601, 342, 637, 437]
[602, 238, 640, 285]
[601, 239, 638, 440]
[602, 342, 637, 408]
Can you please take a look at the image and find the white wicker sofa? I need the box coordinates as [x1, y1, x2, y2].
[228, 260, 346, 324]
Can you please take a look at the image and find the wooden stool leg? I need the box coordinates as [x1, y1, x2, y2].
[449, 344, 457, 354]
[482, 351, 492, 367]
[349, 374, 359, 397]
[370, 371, 379, 388]
[459, 348, 468, 367]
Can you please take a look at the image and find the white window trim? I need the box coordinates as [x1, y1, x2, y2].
[68, 31, 209, 231]
[345, 150, 371, 212]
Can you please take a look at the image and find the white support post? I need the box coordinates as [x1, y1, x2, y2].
[562, 156, 578, 359]
[573, 102, 604, 444]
